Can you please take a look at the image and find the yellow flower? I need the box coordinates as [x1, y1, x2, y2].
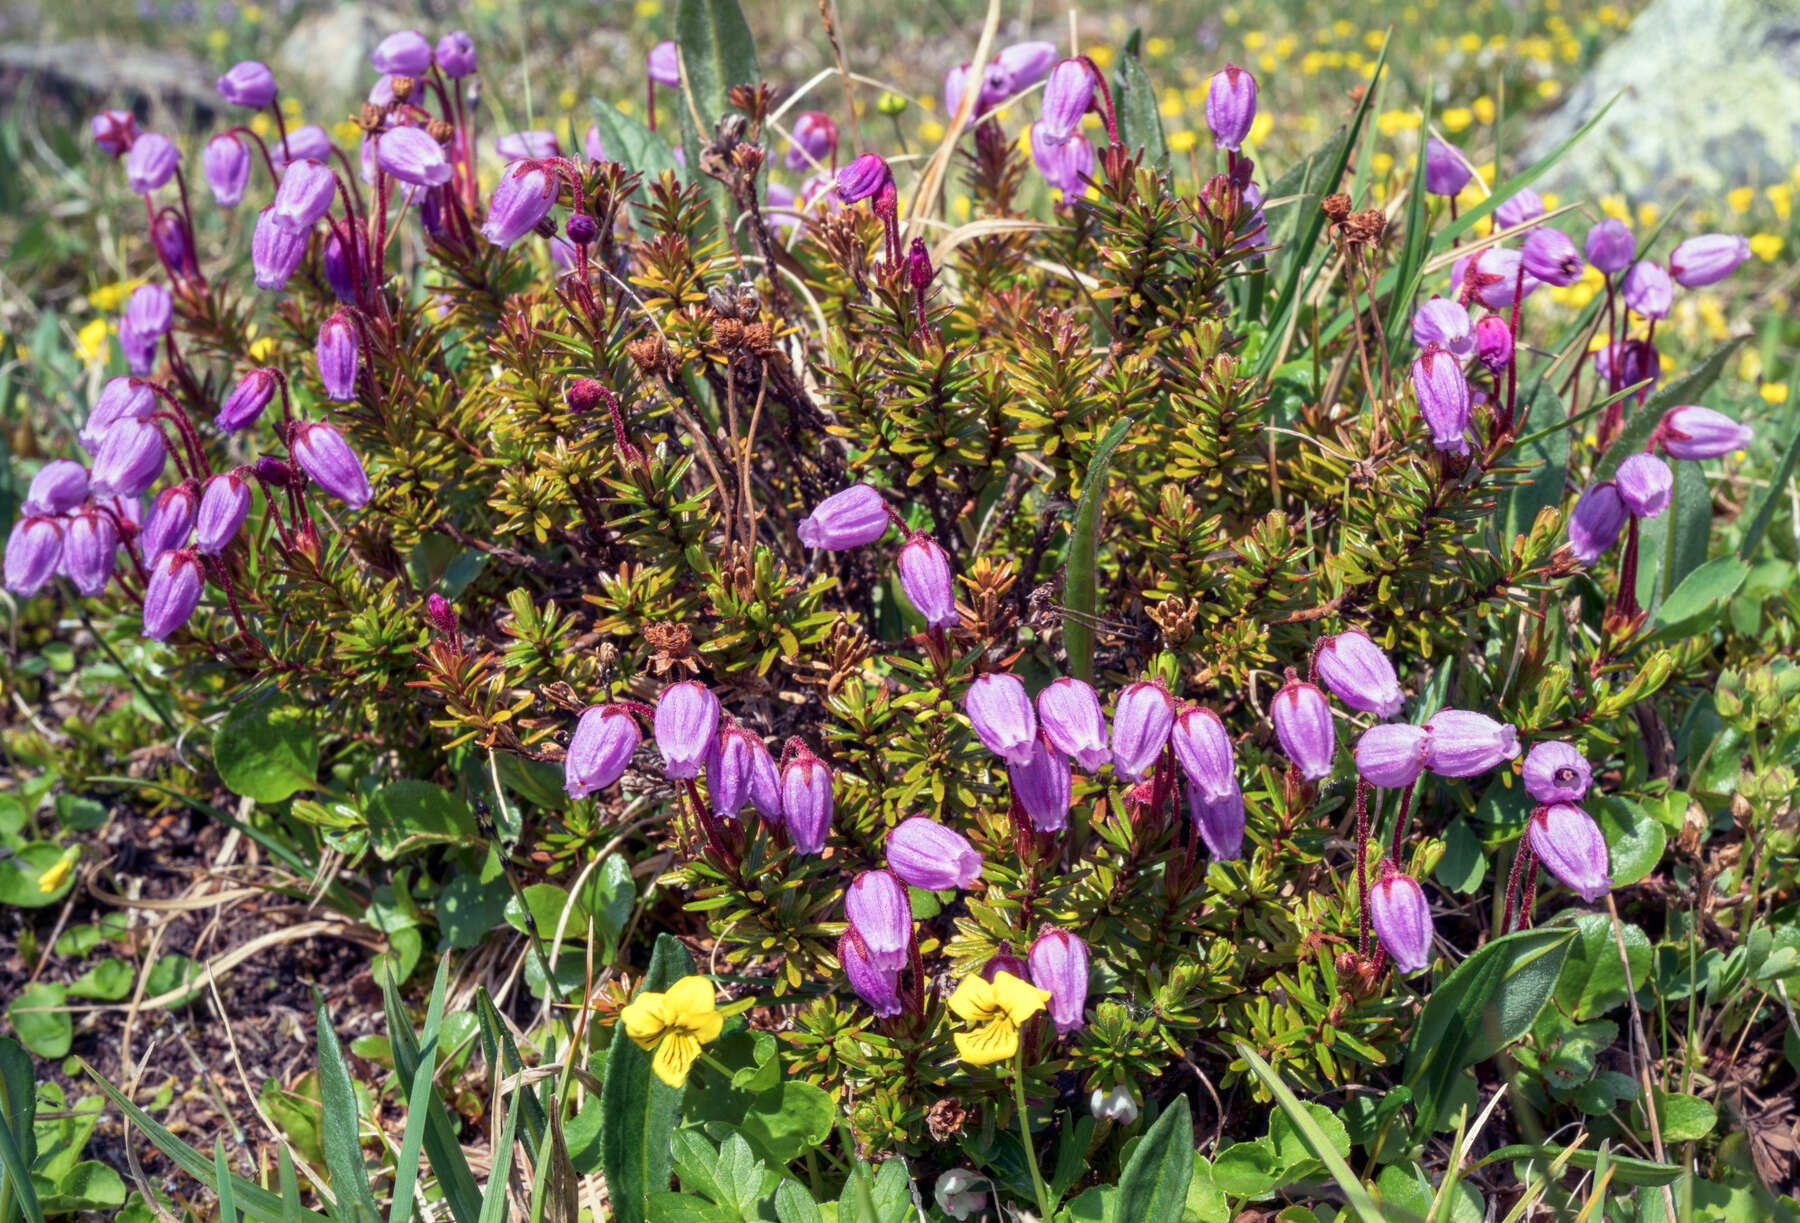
[1762, 383, 1789, 405]
[1442, 107, 1472, 134]
[1472, 96, 1495, 125]
[75, 318, 111, 364]
[87, 279, 145, 312]
[1749, 233, 1783, 261]
[1727, 187, 1755, 214]
[949, 971, 1050, 1066]
[1247, 113, 1273, 146]
[1168, 130, 1198, 154]
[620, 975, 723, 1087]
[38, 851, 76, 894]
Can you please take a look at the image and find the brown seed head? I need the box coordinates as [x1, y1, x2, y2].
[1322, 192, 1352, 223]
[389, 75, 416, 102]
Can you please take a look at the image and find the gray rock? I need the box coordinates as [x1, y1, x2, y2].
[274, 5, 386, 106]
[1519, 0, 1800, 202]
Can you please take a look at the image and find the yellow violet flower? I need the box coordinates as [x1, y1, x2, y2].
[37, 851, 76, 894]
[949, 971, 1051, 1066]
[620, 975, 723, 1087]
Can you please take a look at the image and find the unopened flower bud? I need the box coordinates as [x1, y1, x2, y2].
[1527, 802, 1611, 903]
[1110, 681, 1176, 782]
[1171, 704, 1235, 799]
[965, 673, 1038, 765]
[1621, 260, 1672, 319]
[4, 516, 64, 597]
[1038, 59, 1095, 143]
[1009, 733, 1072, 832]
[1369, 863, 1433, 973]
[217, 368, 277, 432]
[1028, 928, 1089, 1033]
[196, 471, 252, 555]
[1036, 677, 1111, 772]
[797, 482, 890, 550]
[141, 548, 205, 640]
[125, 133, 179, 194]
[141, 481, 199, 561]
[1423, 137, 1471, 196]
[1422, 709, 1519, 778]
[1655, 406, 1753, 460]
[886, 816, 983, 891]
[839, 930, 903, 1018]
[1670, 233, 1750, 288]
[1271, 673, 1335, 781]
[1185, 780, 1245, 860]
[780, 743, 834, 854]
[1615, 452, 1671, 519]
[653, 681, 719, 780]
[1353, 722, 1429, 789]
[1568, 481, 1627, 563]
[1473, 314, 1513, 374]
[1316, 630, 1404, 719]
[1205, 63, 1257, 150]
[377, 125, 453, 187]
[371, 30, 432, 75]
[203, 133, 252, 208]
[898, 534, 957, 629]
[23, 460, 89, 516]
[845, 869, 912, 971]
[290, 419, 373, 508]
[63, 508, 117, 597]
[481, 163, 556, 248]
[1411, 346, 1471, 455]
[565, 705, 641, 798]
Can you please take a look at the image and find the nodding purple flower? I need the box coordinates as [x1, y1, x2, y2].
[845, 869, 912, 972]
[1567, 482, 1627, 563]
[1459, 246, 1538, 309]
[1171, 704, 1236, 800]
[63, 508, 117, 597]
[322, 225, 367, 302]
[943, 62, 998, 116]
[1655, 406, 1753, 460]
[315, 310, 359, 402]
[1354, 722, 1430, 789]
[153, 213, 195, 280]
[1670, 234, 1751, 288]
[1423, 138, 1472, 197]
[1028, 928, 1089, 1034]
[216, 61, 277, 108]
[898, 534, 958, 629]
[126, 283, 173, 341]
[1528, 802, 1611, 903]
[1411, 297, 1473, 356]
[1029, 123, 1095, 201]
[4, 516, 63, 597]
[252, 206, 310, 290]
[647, 40, 681, 88]
[494, 129, 559, 161]
[1272, 675, 1335, 781]
[196, 471, 252, 555]
[203, 134, 251, 208]
[435, 31, 478, 78]
[1594, 339, 1661, 396]
[1037, 677, 1111, 773]
[1110, 681, 1176, 782]
[269, 124, 332, 174]
[1009, 733, 1072, 832]
[141, 548, 205, 640]
[1185, 780, 1245, 860]
[24, 460, 89, 516]
[379, 126, 454, 187]
[886, 816, 983, 891]
[1473, 314, 1513, 375]
[1621, 260, 1672, 319]
[835, 153, 892, 204]
[583, 123, 607, 163]
[290, 419, 373, 508]
[1493, 188, 1545, 231]
[481, 163, 556, 248]
[839, 930, 903, 1018]
[81, 378, 155, 455]
[780, 745, 834, 854]
[993, 40, 1058, 95]
[1522, 741, 1590, 804]
[1422, 709, 1519, 778]
[1584, 218, 1635, 274]
[564, 705, 641, 799]
[141, 482, 199, 561]
[90, 110, 138, 157]
[706, 723, 780, 819]
[90, 418, 167, 498]
[1316, 630, 1405, 719]
[1369, 864, 1433, 974]
[371, 29, 433, 75]
[1615, 453, 1672, 519]
[653, 681, 720, 780]
[796, 482, 890, 550]
[125, 133, 179, 194]
[965, 673, 1038, 766]
[1205, 63, 1257, 150]
[1521, 227, 1584, 287]
[785, 111, 838, 171]
[118, 315, 158, 377]
[271, 158, 336, 231]
[1038, 58, 1095, 144]
[1411, 346, 1471, 455]
[216, 368, 277, 433]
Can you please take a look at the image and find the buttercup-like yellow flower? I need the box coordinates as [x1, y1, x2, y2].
[37, 852, 76, 895]
[619, 975, 723, 1087]
[949, 971, 1051, 1066]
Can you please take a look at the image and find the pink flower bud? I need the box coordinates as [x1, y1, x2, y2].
[1369, 864, 1433, 973]
[845, 869, 912, 972]
[378, 126, 454, 187]
[291, 419, 373, 508]
[24, 460, 89, 516]
[796, 483, 890, 550]
[1271, 675, 1335, 781]
[126, 133, 179, 194]
[1028, 928, 1089, 1033]
[1521, 226, 1584, 287]
[1614, 453, 1671, 519]
[1621, 260, 1672, 319]
[141, 481, 199, 561]
[1110, 681, 1176, 782]
[371, 30, 432, 75]
[252, 206, 310, 291]
[1009, 733, 1071, 832]
[481, 163, 556, 248]
[1353, 723, 1429, 789]
[216, 368, 277, 432]
[271, 158, 336, 232]
[1423, 138, 1471, 196]
[63, 508, 117, 597]
[1410, 297, 1472, 356]
[204, 133, 252, 208]
[316, 309, 359, 402]
[1422, 709, 1519, 778]
[838, 930, 902, 1018]
[706, 724, 780, 820]
[1655, 406, 1753, 461]
[1567, 481, 1627, 563]
[1036, 677, 1111, 772]
[835, 153, 892, 204]
[1038, 59, 1095, 143]
[1493, 188, 1545, 230]
[141, 548, 204, 640]
[886, 816, 983, 891]
[90, 418, 167, 498]
[1184, 780, 1245, 860]
[1584, 218, 1634, 273]
[898, 534, 957, 629]
[785, 111, 837, 171]
[1205, 63, 1257, 150]
[1411, 346, 1471, 455]
[195, 472, 252, 555]
[653, 681, 719, 780]
[565, 705, 641, 798]
[1171, 704, 1235, 800]
[964, 673, 1038, 766]
[1670, 234, 1750, 288]
[646, 40, 680, 88]
[1474, 314, 1513, 374]
[1316, 630, 1404, 719]
[1527, 802, 1611, 903]
[4, 516, 64, 597]
[780, 745, 834, 854]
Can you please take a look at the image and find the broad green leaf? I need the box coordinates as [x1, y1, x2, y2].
[599, 934, 695, 1223]
[437, 849, 509, 950]
[1268, 1099, 1351, 1176]
[1649, 1091, 1715, 1143]
[772, 1179, 822, 1223]
[1591, 795, 1666, 888]
[740, 1081, 835, 1165]
[1184, 1155, 1228, 1223]
[674, 0, 758, 221]
[212, 699, 319, 803]
[1064, 416, 1134, 683]
[1114, 1095, 1192, 1223]
[0, 844, 76, 909]
[144, 954, 204, 1008]
[314, 994, 381, 1223]
[364, 781, 480, 860]
[67, 958, 133, 1002]
[1402, 927, 1574, 1140]
[1551, 912, 1650, 1021]
[0, 1035, 41, 1223]
[1643, 554, 1749, 644]
[6, 984, 69, 1059]
[1114, 30, 1167, 166]
[1235, 1043, 1383, 1223]
[32, 1161, 125, 1214]
[1633, 459, 1708, 613]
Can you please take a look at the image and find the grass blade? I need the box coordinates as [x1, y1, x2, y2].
[1063, 416, 1134, 683]
[381, 969, 481, 1223]
[314, 993, 382, 1223]
[1234, 1041, 1384, 1223]
[387, 957, 451, 1223]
